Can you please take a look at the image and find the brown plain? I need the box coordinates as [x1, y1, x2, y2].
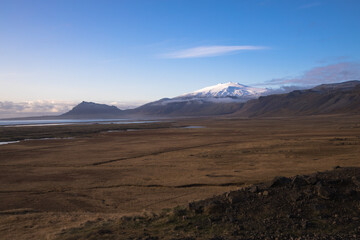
[1, 115, 360, 239]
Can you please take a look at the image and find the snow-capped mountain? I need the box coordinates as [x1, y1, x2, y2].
[132, 82, 266, 116]
[133, 82, 268, 116]
[178, 82, 267, 101]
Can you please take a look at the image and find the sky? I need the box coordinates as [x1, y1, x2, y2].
[1, 0, 360, 117]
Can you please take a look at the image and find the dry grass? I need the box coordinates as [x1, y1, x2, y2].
[0, 115, 360, 239]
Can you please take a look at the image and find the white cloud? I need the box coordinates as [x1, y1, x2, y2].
[0, 100, 147, 119]
[107, 101, 147, 110]
[162, 45, 267, 59]
[0, 101, 76, 119]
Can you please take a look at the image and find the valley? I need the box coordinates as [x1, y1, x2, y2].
[2, 1, 359, 239]
[1, 115, 360, 239]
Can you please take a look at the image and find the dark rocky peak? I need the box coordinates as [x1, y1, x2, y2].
[61, 101, 122, 117]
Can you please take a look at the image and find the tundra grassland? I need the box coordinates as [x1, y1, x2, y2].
[0, 115, 360, 239]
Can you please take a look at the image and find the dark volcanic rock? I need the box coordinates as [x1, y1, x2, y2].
[291, 175, 309, 188]
[248, 185, 258, 193]
[226, 191, 243, 204]
[315, 182, 335, 199]
[58, 167, 360, 240]
[270, 176, 291, 188]
[352, 176, 360, 188]
[203, 201, 225, 215]
[184, 167, 360, 239]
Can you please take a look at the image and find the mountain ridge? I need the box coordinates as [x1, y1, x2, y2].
[56, 80, 360, 118]
[61, 101, 123, 118]
[234, 80, 360, 117]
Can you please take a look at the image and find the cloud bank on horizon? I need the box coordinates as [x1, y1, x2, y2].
[0, 101, 145, 119]
[0, 101, 75, 119]
[162, 45, 268, 59]
[2, 60, 359, 119]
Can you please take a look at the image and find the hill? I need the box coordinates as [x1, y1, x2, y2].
[61, 101, 123, 118]
[130, 98, 243, 116]
[234, 80, 360, 117]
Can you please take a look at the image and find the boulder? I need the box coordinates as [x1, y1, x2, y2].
[352, 176, 360, 188]
[270, 176, 291, 188]
[292, 176, 309, 188]
[226, 191, 243, 204]
[203, 201, 225, 215]
[188, 201, 203, 214]
[315, 182, 335, 200]
[248, 185, 258, 193]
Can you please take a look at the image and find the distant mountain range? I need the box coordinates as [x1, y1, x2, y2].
[233, 80, 360, 117]
[61, 82, 268, 117]
[129, 82, 264, 116]
[60, 80, 360, 118]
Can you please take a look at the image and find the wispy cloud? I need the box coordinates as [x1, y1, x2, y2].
[299, 2, 321, 9]
[162, 45, 268, 59]
[267, 62, 360, 86]
[317, 56, 351, 64]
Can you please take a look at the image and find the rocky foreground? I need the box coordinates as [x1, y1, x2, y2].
[57, 167, 360, 240]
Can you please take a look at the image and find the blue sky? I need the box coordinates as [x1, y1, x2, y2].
[1, 0, 360, 106]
